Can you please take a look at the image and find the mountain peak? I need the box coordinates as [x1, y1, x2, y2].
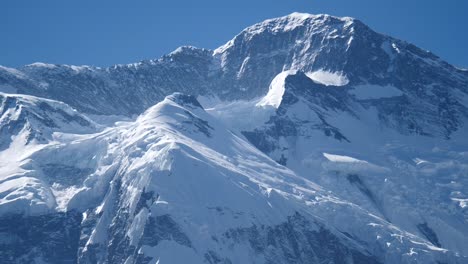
[215, 12, 359, 55]
[281, 12, 356, 23]
[256, 12, 358, 30]
[165, 92, 203, 109]
[163, 46, 212, 61]
[2, 12, 468, 264]
[168, 46, 206, 55]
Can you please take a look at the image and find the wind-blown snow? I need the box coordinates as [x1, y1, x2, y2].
[306, 70, 349, 86]
[257, 71, 296, 108]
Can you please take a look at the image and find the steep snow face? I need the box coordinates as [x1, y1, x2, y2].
[212, 13, 364, 99]
[215, 13, 356, 57]
[76, 95, 468, 263]
[1, 94, 464, 263]
[0, 93, 101, 217]
[1, 12, 468, 264]
[240, 72, 468, 257]
[0, 93, 99, 150]
[256, 70, 296, 108]
[212, 12, 468, 140]
[323, 153, 367, 163]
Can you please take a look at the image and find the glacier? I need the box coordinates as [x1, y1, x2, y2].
[0, 12, 467, 264]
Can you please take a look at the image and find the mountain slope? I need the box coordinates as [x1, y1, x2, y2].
[1, 93, 464, 263]
[0, 92, 100, 217]
[0, 92, 98, 149]
[238, 70, 468, 256]
[2, 13, 467, 124]
[0, 47, 215, 115]
[0, 12, 467, 264]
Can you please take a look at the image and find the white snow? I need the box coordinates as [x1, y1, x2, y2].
[169, 46, 200, 56]
[0, 92, 99, 136]
[392, 43, 401, 53]
[69, 65, 92, 72]
[0, 92, 465, 262]
[0, 11, 466, 262]
[451, 198, 467, 208]
[26, 62, 57, 69]
[306, 70, 349, 86]
[214, 13, 355, 57]
[413, 158, 429, 165]
[323, 153, 368, 163]
[256, 70, 296, 108]
[0, 134, 56, 215]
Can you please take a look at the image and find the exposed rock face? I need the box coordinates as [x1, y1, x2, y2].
[0, 212, 82, 264]
[2, 14, 467, 129]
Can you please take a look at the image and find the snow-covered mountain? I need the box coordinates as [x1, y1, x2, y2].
[0, 13, 467, 263]
[0, 93, 99, 150]
[3, 13, 467, 120]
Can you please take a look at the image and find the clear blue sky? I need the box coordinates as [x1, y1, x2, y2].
[2, 0, 467, 68]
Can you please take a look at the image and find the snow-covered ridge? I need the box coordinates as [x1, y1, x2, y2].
[26, 62, 57, 69]
[214, 12, 356, 55]
[2, 92, 465, 263]
[1, 12, 468, 262]
[168, 45, 205, 56]
[1, 12, 464, 120]
[0, 92, 99, 149]
[256, 69, 349, 109]
[24, 62, 97, 72]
